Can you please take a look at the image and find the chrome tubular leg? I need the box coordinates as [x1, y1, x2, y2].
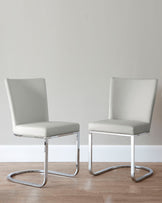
[7, 138, 49, 188]
[89, 133, 93, 174]
[48, 131, 80, 177]
[88, 133, 131, 175]
[43, 138, 48, 185]
[131, 136, 135, 178]
[76, 131, 80, 174]
[89, 133, 153, 182]
[131, 136, 153, 182]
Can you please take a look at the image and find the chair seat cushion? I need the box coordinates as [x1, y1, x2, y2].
[13, 121, 80, 138]
[88, 119, 150, 135]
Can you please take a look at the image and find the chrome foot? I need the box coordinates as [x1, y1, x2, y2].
[7, 166, 79, 188]
[89, 164, 153, 182]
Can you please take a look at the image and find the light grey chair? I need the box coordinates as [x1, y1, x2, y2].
[5, 78, 80, 188]
[88, 77, 157, 182]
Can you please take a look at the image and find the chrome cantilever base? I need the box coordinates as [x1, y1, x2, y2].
[89, 132, 153, 182]
[89, 165, 153, 182]
[7, 132, 80, 188]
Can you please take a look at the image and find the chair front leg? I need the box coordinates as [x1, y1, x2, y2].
[130, 136, 153, 182]
[7, 138, 49, 188]
[88, 133, 130, 175]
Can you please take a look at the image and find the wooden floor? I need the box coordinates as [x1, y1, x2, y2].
[0, 163, 162, 203]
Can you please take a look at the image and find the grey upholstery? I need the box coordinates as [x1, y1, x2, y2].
[5, 78, 79, 138]
[109, 78, 157, 124]
[5, 78, 49, 127]
[14, 121, 80, 138]
[89, 77, 157, 135]
[89, 119, 150, 135]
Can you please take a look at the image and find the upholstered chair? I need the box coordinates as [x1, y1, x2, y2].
[88, 77, 157, 182]
[5, 78, 80, 187]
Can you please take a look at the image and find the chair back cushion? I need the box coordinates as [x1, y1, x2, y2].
[5, 78, 49, 127]
[109, 78, 158, 125]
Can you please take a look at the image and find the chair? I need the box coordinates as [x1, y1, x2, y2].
[5, 78, 80, 187]
[88, 77, 158, 182]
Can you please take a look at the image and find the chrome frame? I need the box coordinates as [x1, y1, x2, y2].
[89, 131, 153, 182]
[7, 131, 80, 188]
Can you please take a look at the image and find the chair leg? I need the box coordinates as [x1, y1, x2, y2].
[7, 137, 48, 188]
[88, 133, 130, 175]
[130, 136, 153, 182]
[88, 133, 153, 182]
[48, 131, 80, 177]
[7, 132, 80, 188]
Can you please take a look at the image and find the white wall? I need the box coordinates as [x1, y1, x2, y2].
[0, 0, 162, 145]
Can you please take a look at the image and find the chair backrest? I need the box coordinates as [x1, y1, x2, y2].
[109, 77, 158, 124]
[5, 78, 49, 127]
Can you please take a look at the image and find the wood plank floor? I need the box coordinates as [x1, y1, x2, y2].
[0, 163, 162, 203]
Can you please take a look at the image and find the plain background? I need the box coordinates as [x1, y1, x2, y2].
[0, 0, 162, 145]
